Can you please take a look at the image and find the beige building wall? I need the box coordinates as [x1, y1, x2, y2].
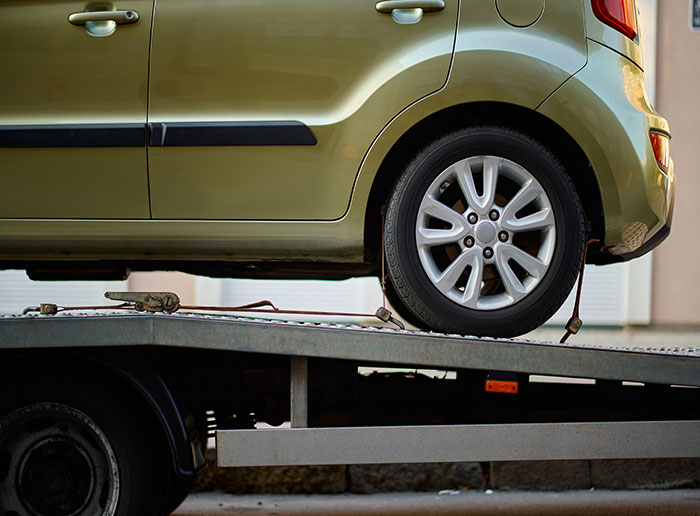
[651, 0, 700, 325]
[128, 271, 197, 305]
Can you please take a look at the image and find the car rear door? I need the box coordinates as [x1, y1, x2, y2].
[0, 1, 153, 219]
[147, 0, 458, 221]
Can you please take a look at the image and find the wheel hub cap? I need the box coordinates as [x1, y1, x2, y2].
[475, 221, 497, 244]
[19, 438, 93, 514]
[0, 403, 120, 516]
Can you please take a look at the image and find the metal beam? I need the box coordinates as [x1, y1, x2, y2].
[290, 357, 308, 428]
[216, 421, 700, 466]
[1, 313, 698, 386]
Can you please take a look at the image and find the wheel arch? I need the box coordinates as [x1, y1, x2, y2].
[0, 349, 203, 481]
[363, 101, 605, 263]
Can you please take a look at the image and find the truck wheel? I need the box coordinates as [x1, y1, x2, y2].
[0, 382, 165, 516]
[385, 126, 584, 337]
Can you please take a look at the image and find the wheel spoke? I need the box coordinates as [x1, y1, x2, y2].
[416, 227, 465, 247]
[501, 179, 543, 222]
[455, 157, 499, 216]
[419, 197, 466, 230]
[507, 243, 548, 277]
[461, 252, 484, 308]
[495, 246, 528, 302]
[501, 207, 554, 232]
[481, 157, 499, 210]
[495, 243, 548, 303]
[434, 249, 478, 297]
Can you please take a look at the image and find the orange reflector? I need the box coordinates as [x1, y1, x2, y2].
[649, 131, 670, 172]
[485, 380, 518, 394]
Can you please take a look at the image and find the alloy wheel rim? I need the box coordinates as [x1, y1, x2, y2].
[415, 155, 556, 310]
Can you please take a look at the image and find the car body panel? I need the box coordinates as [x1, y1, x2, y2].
[0, 217, 365, 262]
[538, 39, 674, 254]
[0, 0, 153, 219]
[583, 0, 644, 69]
[146, 0, 458, 220]
[345, 0, 588, 242]
[495, 0, 545, 28]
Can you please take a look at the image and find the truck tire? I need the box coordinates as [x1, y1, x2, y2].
[385, 126, 584, 337]
[160, 474, 196, 516]
[0, 378, 167, 516]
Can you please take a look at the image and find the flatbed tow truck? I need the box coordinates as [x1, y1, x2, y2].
[0, 297, 698, 515]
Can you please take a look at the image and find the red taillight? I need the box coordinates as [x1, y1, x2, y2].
[650, 131, 670, 172]
[591, 0, 638, 40]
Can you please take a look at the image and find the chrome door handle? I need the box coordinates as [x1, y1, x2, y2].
[68, 10, 140, 25]
[69, 9, 139, 37]
[375, 0, 445, 13]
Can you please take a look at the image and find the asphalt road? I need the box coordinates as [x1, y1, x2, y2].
[173, 489, 700, 516]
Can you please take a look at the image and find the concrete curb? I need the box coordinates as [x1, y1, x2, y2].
[193, 449, 699, 494]
[174, 489, 700, 516]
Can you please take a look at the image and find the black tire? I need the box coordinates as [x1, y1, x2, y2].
[385, 126, 585, 337]
[160, 472, 195, 516]
[382, 276, 426, 329]
[157, 411, 207, 515]
[0, 374, 168, 516]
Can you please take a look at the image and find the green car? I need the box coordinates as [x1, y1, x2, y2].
[0, 0, 674, 337]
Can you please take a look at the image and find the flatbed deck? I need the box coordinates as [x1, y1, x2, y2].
[1, 311, 698, 386]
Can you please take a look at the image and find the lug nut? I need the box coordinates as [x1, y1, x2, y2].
[464, 236, 475, 248]
[483, 247, 493, 259]
[467, 213, 478, 224]
[489, 209, 500, 221]
[498, 231, 509, 242]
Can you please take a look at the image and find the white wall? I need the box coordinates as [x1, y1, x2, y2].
[0, 270, 127, 315]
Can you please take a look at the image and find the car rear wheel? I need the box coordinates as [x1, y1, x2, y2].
[384, 126, 585, 337]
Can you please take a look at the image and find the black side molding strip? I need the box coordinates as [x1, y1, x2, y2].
[147, 122, 317, 146]
[0, 124, 146, 147]
[0, 122, 317, 147]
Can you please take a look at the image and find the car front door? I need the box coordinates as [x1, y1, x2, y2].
[147, 0, 458, 221]
[0, 1, 153, 219]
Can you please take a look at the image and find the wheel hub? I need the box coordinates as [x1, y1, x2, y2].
[0, 403, 120, 516]
[474, 221, 497, 244]
[19, 438, 93, 515]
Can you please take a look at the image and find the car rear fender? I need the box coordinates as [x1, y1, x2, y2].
[349, 0, 588, 234]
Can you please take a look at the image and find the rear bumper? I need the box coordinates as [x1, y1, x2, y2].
[592, 175, 674, 264]
[614, 221, 670, 262]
